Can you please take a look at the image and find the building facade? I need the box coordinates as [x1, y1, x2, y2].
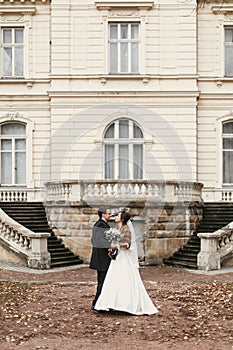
[0, 0, 233, 264]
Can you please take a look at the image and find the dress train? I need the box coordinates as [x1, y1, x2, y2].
[94, 248, 158, 315]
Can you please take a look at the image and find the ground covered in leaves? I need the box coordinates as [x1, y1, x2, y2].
[0, 265, 232, 350]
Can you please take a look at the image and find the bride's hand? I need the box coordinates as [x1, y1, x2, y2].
[120, 242, 130, 249]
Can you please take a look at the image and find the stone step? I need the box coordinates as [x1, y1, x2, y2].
[164, 202, 233, 269]
[0, 201, 83, 269]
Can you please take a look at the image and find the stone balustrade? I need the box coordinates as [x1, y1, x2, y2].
[197, 223, 233, 271]
[0, 189, 28, 202]
[0, 209, 51, 269]
[45, 180, 203, 205]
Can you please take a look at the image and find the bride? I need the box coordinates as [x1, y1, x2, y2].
[94, 210, 158, 315]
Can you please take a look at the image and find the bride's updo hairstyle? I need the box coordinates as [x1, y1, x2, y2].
[121, 211, 130, 225]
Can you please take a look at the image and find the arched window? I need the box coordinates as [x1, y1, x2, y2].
[222, 121, 233, 185]
[104, 119, 143, 179]
[0, 122, 26, 185]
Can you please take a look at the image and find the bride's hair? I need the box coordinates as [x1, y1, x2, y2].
[120, 211, 130, 225]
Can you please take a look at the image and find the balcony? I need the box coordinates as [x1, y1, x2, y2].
[44, 179, 203, 206]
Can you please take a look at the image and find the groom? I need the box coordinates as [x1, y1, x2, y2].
[89, 206, 112, 309]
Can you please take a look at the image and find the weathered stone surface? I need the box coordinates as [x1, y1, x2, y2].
[45, 202, 203, 264]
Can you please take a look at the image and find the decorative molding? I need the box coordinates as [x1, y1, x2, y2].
[1, 15, 23, 22]
[212, 6, 233, 15]
[110, 10, 140, 16]
[0, 6, 36, 16]
[2, 112, 21, 120]
[0, 0, 47, 3]
[95, 0, 155, 10]
[225, 110, 233, 117]
[225, 14, 233, 20]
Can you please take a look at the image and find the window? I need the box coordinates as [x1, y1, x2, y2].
[0, 122, 26, 185]
[1, 28, 24, 78]
[225, 27, 233, 76]
[222, 121, 233, 184]
[104, 119, 143, 179]
[109, 23, 139, 74]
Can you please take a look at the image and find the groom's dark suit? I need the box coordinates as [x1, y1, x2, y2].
[89, 218, 111, 308]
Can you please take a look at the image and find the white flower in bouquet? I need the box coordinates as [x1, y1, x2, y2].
[105, 227, 124, 243]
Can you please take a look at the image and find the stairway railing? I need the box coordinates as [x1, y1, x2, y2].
[45, 179, 203, 204]
[0, 208, 51, 269]
[197, 223, 233, 271]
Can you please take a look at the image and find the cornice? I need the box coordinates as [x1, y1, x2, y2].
[212, 5, 233, 14]
[0, 6, 36, 15]
[0, 0, 47, 3]
[95, 0, 155, 10]
[47, 91, 199, 99]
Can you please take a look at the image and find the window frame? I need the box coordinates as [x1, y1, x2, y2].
[222, 120, 233, 185]
[0, 122, 26, 185]
[224, 25, 233, 77]
[0, 115, 33, 188]
[1, 27, 25, 79]
[0, 6, 35, 80]
[103, 118, 144, 180]
[108, 22, 140, 75]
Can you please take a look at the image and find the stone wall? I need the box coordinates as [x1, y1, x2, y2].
[45, 201, 203, 265]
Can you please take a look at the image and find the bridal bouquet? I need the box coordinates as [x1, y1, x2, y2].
[105, 227, 124, 243]
[105, 227, 123, 260]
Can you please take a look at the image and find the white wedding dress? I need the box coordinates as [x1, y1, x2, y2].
[94, 221, 158, 315]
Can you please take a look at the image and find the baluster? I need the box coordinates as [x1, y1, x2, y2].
[5, 224, 11, 238]
[154, 184, 159, 197]
[67, 184, 71, 198]
[137, 184, 143, 197]
[229, 231, 233, 242]
[117, 183, 122, 197]
[218, 237, 225, 248]
[97, 184, 101, 197]
[99, 184, 104, 197]
[20, 191, 24, 201]
[62, 184, 65, 197]
[147, 184, 152, 197]
[93, 184, 99, 197]
[1, 223, 8, 237]
[19, 233, 25, 247]
[119, 183, 126, 198]
[10, 228, 16, 241]
[28, 238, 31, 250]
[225, 233, 230, 244]
[125, 183, 130, 197]
[14, 231, 20, 243]
[109, 183, 114, 197]
[62, 184, 66, 198]
[25, 237, 31, 250]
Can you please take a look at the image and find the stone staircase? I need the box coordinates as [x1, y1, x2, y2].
[0, 202, 83, 268]
[164, 202, 233, 269]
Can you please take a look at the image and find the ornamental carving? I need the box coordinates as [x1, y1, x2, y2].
[110, 10, 140, 16]
[1, 15, 23, 22]
[225, 14, 233, 20]
[3, 112, 21, 120]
